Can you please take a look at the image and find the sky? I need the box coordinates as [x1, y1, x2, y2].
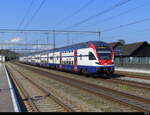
[0, 0, 150, 51]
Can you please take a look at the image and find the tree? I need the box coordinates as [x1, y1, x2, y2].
[0, 50, 20, 61]
[118, 40, 125, 46]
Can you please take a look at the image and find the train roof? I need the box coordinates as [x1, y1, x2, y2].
[24, 41, 109, 56]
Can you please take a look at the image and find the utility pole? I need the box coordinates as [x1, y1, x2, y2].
[98, 32, 101, 41]
[46, 32, 49, 49]
[53, 30, 56, 49]
[0, 32, 4, 50]
[72, 38, 74, 45]
[67, 32, 70, 45]
[24, 32, 28, 51]
[53, 30, 56, 64]
[36, 40, 38, 51]
[46, 32, 49, 63]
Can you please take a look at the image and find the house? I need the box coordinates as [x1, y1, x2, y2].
[110, 41, 150, 57]
[109, 41, 150, 70]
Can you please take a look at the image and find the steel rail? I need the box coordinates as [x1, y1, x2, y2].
[6, 65, 40, 112]
[8, 63, 75, 112]
[14, 62, 150, 112]
[125, 75, 150, 80]
[108, 78, 150, 91]
[115, 71, 150, 80]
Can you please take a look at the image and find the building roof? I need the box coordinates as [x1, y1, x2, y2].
[122, 42, 146, 56]
[110, 41, 150, 56]
[109, 42, 120, 48]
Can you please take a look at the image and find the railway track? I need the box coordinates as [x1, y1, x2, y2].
[14, 62, 150, 91]
[6, 65, 40, 112]
[105, 78, 150, 91]
[115, 71, 150, 80]
[12, 62, 150, 112]
[124, 75, 150, 81]
[6, 64, 75, 112]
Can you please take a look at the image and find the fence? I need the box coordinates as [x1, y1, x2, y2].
[114, 57, 150, 71]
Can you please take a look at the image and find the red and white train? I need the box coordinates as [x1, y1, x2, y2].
[19, 41, 115, 76]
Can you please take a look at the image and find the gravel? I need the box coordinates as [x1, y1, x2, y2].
[10, 63, 140, 112]
[115, 67, 150, 75]
[22, 64, 150, 99]
[117, 77, 150, 85]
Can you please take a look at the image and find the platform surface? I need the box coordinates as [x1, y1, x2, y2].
[115, 67, 150, 75]
[0, 63, 14, 112]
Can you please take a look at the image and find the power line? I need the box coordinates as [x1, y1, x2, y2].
[102, 17, 150, 32]
[0, 29, 99, 34]
[104, 28, 150, 39]
[64, 0, 132, 30]
[79, 0, 150, 29]
[18, 0, 34, 29]
[53, 0, 95, 27]
[24, 0, 46, 29]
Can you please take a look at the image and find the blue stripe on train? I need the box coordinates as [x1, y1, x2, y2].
[31, 62, 114, 74]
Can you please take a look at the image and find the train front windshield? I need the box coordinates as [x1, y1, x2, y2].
[96, 46, 112, 60]
[98, 52, 111, 60]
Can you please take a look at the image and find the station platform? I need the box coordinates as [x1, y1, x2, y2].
[0, 63, 20, 112]
[115, 67, 150, 75]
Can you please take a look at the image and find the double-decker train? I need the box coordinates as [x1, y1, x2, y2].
[19, 41, 115, 76]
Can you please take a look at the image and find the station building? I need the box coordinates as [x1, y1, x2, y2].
[109, 41, 150, 71]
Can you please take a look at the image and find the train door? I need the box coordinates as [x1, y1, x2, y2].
[59, 52, 63, 69]
[47, 52, 49, 64]
[74, 50, 78, 72]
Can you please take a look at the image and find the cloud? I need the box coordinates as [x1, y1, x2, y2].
[10, 37, 22, 43]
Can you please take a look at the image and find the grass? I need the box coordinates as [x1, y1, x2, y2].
[118, 84, 130, 90]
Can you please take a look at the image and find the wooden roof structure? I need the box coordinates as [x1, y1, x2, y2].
[109, 41, 150, 57]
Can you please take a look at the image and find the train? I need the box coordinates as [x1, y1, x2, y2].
[19, 41, 115, 76]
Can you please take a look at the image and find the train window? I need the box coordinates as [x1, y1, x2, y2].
[80, 54, 82, 60]
[89, 52, 96, 60]
[50, 57, 53, 60]
[98, 53, 111, 60]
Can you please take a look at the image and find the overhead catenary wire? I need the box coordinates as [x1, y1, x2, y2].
[64, 0, 132, 30]
[24, 0, 46, 29]
[101, 17, 150, 32]
[18, 0, 34, 29]
[53, 0, 95, 27]
[78, 0, 150, 29]
[0, 29, 99, 34]
[104, 28, 150, 39]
